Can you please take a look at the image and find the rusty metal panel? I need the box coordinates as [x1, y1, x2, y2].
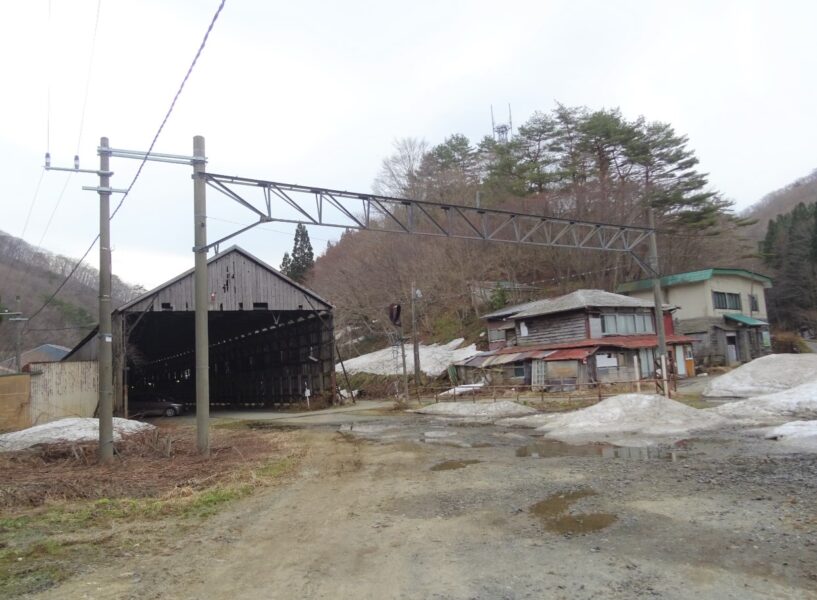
[0, 373, 31, 431]
[29, 362, 98, 425]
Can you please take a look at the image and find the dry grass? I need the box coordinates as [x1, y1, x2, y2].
[0, 426, 296, 509]
[0, 423, 304, 597]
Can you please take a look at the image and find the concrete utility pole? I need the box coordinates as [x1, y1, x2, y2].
[410, 282, 421, 387]
[98, 137, 114, 462]
[647, 207, 670, 398]
[193, 136, 210, 455]
[14, 296, 23, 372]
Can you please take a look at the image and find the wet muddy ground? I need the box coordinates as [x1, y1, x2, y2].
[33, 412, 817, 600]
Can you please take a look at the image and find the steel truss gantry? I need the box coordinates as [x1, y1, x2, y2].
[200, 173, 655, 257]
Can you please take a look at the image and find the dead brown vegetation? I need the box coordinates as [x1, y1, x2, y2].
[0, 426, 294, 509]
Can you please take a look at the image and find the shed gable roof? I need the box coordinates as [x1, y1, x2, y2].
[118, 245, 332, 313]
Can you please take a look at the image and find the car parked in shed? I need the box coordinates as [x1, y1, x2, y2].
[129, 392, 185, 417]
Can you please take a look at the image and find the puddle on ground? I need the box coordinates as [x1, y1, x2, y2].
[530, 489, 617, 534]
[601, 446, 681, 461]
[516, 440, 688, 461]
[515, 440, 607, 458]
[430, 459, 481, 471]
[243, 422, 301, 431]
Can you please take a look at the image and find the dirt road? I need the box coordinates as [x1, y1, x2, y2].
[33, 418, 817, 600]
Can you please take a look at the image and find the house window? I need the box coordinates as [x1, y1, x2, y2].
[488, 328, 506, 342]
[513, 361, 525, 378]
[161, 302, 173, 311]
[749, 294, 759, 312]
[253, 302, 269, 310]
[602, 312, 650, 335]
[519, 322, 529, 337]
[616, 314, 636, 334]
[726, 293, 741, 310]
[713, 292, 728, 309]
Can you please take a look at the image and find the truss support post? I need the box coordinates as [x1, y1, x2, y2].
[647, 208, 667, 361]
[98, 137, 114, 463]
[193, 136, 210, 455]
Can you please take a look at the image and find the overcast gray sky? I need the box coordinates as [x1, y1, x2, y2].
[2, 0, 816, 289]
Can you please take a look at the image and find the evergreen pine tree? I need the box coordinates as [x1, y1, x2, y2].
[280, 252, 292, 276]
[283, 224, 314, 283]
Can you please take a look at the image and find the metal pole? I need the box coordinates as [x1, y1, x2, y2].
[399, 324, 410, 402]
[193, 136, 210, 455]
[98, 137, 114, 463]
[647, 208, 667, 359]
[411, 282, 421, 387]
[15, 297, 22, 373]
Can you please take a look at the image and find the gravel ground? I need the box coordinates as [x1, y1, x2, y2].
[30, 414, 817, 600]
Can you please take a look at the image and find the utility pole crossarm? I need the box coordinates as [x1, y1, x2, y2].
[201, 173, 655, 254]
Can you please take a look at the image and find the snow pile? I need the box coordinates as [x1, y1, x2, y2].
[511, 394, 725, 445]
[439, 383, 485, 397]
[704, 354, 817, 398]
[763, 420, 817, 452]
[413, 400, 536, 418]
[710, 380, 817, 424]
[337, 338, 477, 377]
[0, 417, 155, 452]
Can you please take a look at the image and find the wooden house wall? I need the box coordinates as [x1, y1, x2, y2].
[516, 310, 587, 346]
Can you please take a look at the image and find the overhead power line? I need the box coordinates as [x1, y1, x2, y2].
[75, 0, 103, 155]
[26, 0, 228, 329]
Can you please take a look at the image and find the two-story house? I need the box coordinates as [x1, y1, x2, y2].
[616, 268, 772, 366]
[457, 289, 694, 389]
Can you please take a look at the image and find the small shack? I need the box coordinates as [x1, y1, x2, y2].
[65, 246, 334, 415]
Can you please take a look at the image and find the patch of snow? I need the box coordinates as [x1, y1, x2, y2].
[710, 380, 817, 424]
[496, 414, 554, 428]
[527, 394, 725, 444]
[0, 417, 155, 452]
[413, 400, 537, 418]
[763, 420, 817, 452]
[703, 354, 817, 398]
[439, 383, 485, 397]
[336, 338, 477, 377]
[423, 430, 458, 438]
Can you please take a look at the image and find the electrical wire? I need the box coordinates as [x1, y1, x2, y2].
[25, 0, 228, 329]
[36, 173, 73, 247]
[19, 170, 45, 240]
[111, 0, 226, 220]
[75, 0, 102, 155]
[46, 0, 51, 155]
[206, 215, 334, 243]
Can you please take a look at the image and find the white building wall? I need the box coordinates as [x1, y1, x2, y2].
[29, 361, 99, 425]
[628, 275, 769, 320]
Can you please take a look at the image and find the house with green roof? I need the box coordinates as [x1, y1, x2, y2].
[617, 268, 772, 366]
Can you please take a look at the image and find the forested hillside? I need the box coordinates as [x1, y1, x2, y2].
[760, 202, 817, 330]
[741, 169, 817, 243]
[309, 104, 749, 351]
[0, 231, 142, 361]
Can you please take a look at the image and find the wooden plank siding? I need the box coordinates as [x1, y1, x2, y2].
[516, 310, 587, 346]
[0, 373, 31, 431]
[126, 250, 330, 314]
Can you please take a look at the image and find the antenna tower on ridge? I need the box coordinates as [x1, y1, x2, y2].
[491, 104, 513, 143]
